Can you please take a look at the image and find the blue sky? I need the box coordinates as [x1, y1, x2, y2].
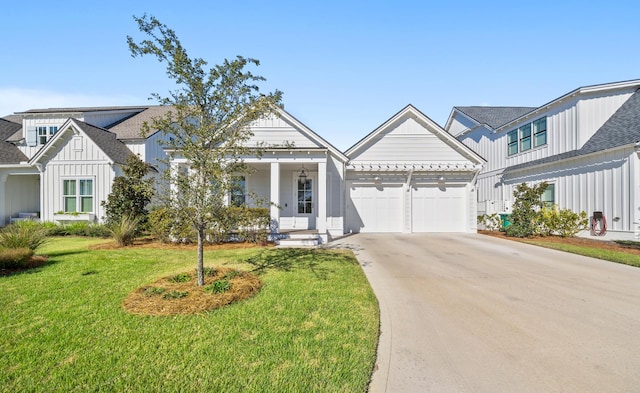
[2, 0, 639, 150]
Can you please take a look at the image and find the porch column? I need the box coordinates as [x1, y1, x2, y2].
[270, 162, 280, 230]
[317, 161, 327, 238]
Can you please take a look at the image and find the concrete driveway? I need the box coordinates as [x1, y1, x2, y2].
[333, 233, 640, 393]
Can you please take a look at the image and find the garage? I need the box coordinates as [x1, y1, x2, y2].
[346, 183, 403, 233]
[411, 185, 466, 232]
[344, 105, 485, 235]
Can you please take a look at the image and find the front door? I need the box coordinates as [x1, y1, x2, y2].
[293, 173, 316, 229]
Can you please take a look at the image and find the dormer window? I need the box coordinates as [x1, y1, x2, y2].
[28, 125, 59, 146]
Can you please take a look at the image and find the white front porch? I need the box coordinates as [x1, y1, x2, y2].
[243, 149, 344, 243]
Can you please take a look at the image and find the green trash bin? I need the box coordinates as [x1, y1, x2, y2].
[499, 213, 512, 229]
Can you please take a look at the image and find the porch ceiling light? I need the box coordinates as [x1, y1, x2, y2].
[438, 175, 445, 182]
[298, 166, 307, 182]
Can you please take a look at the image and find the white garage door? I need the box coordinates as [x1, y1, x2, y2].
[347, 183, 403, 233]
[411, 186, 466, 232]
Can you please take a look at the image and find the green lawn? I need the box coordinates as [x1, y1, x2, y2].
[525, 240, 640, 267]
[0, 238, 379, 392]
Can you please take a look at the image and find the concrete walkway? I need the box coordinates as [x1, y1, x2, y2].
[333, 233, 640, 393]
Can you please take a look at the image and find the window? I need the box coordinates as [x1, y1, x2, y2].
[230, 176, 246, 206]
[37, 126, 48, 145]
[533, 117, 547, 147]
[297, 178, 313, 214]
[63, 179, 93, 213]
[541, 183, 555, 207]
[507, 116, 547, 155]
[519, 123, 532, 151]
[507, 130, 518, 155]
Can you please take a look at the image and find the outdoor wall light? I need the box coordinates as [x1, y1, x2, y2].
[298, 166, 307, 182]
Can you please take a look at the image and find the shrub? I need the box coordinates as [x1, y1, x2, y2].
[505, 182, 547, 238]
[108, 215, 141, 247]
[101, 154, 154, 232]
[148, 207, 196, 243]
[168, 273, 191, 283]
[0, 248, 34, 269]
[0, 221, 48, 251]
[46, 222, 110, 237]
[144, 287, 166, 296]
[536, 206, 588, 238]
[555, 209, 588, 237]
[163, 290, 189, 300]
[477, 213, 501, 231]
[205, 279, 231, 294]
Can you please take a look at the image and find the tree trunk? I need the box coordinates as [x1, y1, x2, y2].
[197, 227, 205, 286]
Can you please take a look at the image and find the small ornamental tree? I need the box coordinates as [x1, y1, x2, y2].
[128, 15, 283, 286]
[505, 182, 548, 238]
[102, 154, 155, 230]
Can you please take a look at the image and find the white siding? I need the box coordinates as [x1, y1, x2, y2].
[40, 162, 116, 222]
[247, 116, 322, 148]
[447, 114, 478, 137]
[503, 147, 635, 232]
[352, 117, 471, 164]
[576, 90, 634, 148]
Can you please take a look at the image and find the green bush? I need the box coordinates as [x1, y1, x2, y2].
[0, 221, 48, 251]
[108, 215, 141, 247]
[46, 222, 110, 237]
[536, 206, 588, 238]
[148, 207, 196, 243]
[0, 247, 34, 269]
[168, 273, 191, 283]
[505, 182, 548, 238]
[205, 279, 231, 294]
[163, 291, 189, 300]
[477, 213, 501, 231]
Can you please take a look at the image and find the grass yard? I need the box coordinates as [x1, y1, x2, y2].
[0, 238, 379, 392]
[524, 240, 640, 267]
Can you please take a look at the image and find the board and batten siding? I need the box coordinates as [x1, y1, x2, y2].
[2, 174, 40, 225]
[40, 162, 117, 222]
[351, 117, 469, 164]
[503, 147, 635, 232]
[247, 116, 322, 148]
[38, 129, 121, 222]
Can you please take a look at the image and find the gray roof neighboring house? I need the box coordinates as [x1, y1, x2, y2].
[0, 118, 28, 164]
[72, 120, 134, 165]
[15, 106, 150, 115]
[107, 105, 174, 139]
[455, 106, 536, 129]
[505, 89, 640, 173]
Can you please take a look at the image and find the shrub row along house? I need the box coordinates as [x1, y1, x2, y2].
[2, 79, 639, 242]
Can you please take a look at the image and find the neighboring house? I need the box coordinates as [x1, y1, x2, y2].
[446, 79, 640, 238]
[0, 106, 169, 225]
[1, 103, 484, 242]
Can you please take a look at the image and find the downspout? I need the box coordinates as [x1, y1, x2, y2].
[35, 163, 44, 223]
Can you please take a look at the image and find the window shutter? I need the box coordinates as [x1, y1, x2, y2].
[26, 126, 37, 146]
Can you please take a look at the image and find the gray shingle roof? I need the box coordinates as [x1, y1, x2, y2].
[73, 120, 134, 165]
[455, 106, 537, 129]
[505, 90, 640, 173]
[15, 106, 150, 114]
[107, 106, 174, 139]
[0, 118, 28, 164]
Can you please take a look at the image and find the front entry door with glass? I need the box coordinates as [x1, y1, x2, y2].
[294, 173, 316, 229]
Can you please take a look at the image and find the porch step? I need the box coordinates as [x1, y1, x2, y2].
[277, 233, 320, 247]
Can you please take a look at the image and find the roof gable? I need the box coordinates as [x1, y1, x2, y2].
[346, 104, 485, 166]
[250, 107, 348, 162]
[29, 119, 133, 165]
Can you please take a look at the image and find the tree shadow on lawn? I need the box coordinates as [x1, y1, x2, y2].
[242, 248, 354, 279]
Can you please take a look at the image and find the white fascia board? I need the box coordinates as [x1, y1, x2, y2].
[495, 79, 640, 133]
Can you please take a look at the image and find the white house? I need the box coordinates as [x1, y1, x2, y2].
[1, 103, 484, 243]
[446, 79, 640, 238]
